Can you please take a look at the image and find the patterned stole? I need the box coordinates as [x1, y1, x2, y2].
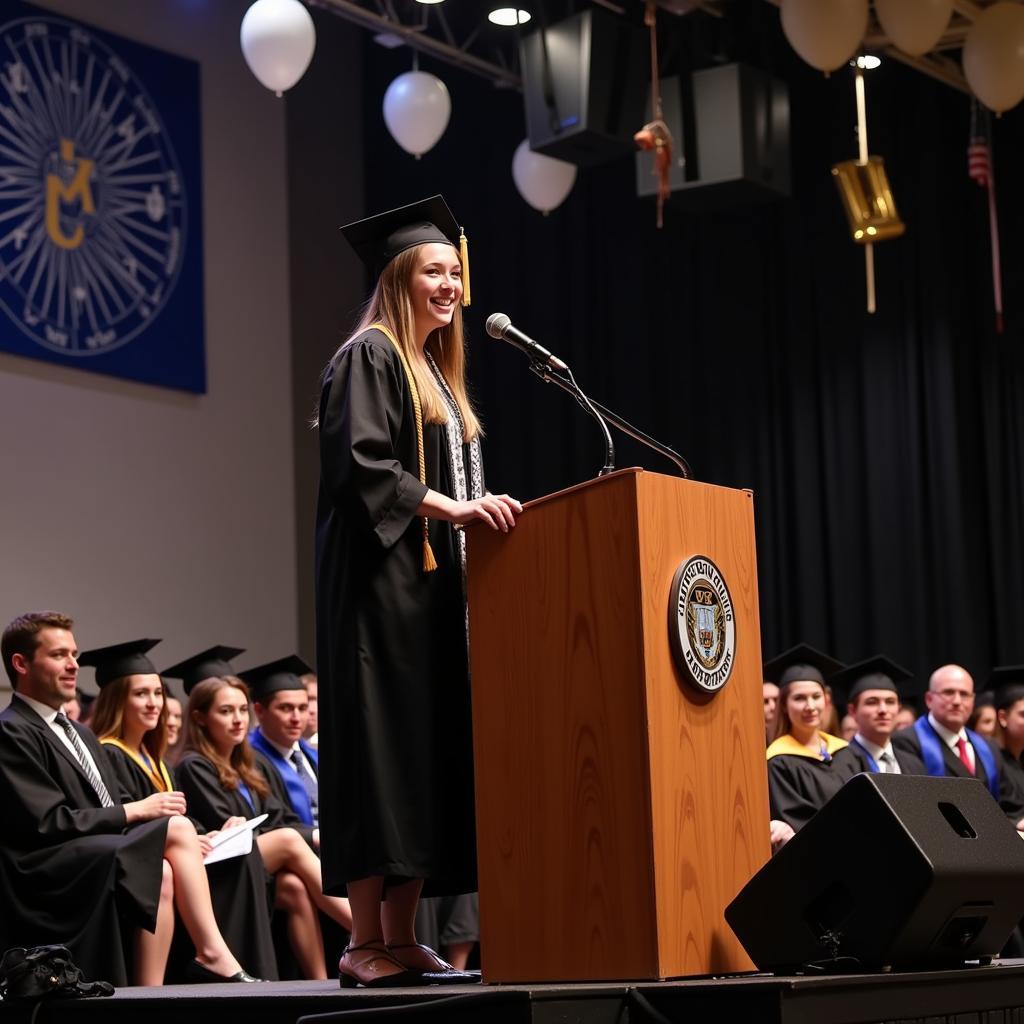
[424, 350, 484, 582]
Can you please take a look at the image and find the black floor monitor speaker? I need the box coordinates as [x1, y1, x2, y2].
[726, 773, 1024, 972]
[519, 8, 647, 167]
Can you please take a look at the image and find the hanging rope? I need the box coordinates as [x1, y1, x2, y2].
[633, 0, 672, 228]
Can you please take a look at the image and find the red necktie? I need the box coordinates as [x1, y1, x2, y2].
[956, 737, 974, 775]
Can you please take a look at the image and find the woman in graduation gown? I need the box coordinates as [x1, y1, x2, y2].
[177, 673, 353, 979]
[315, 196, 521, 988]
[764, 644, 859, 831]
[90, 659, 279, 982]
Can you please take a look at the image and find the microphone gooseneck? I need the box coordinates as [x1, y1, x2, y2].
[485, 313, 569, 372]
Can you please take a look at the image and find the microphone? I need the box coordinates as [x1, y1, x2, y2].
[485, 313, 568, 371]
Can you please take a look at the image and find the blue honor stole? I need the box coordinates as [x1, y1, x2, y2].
[913, 716, 998, 799]
[849, 737, 880, 773]
[250, 729, 317, 826]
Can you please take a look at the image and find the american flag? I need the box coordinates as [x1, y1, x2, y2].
[968, 134, 990, 187]
[968, 99, 1002, 332]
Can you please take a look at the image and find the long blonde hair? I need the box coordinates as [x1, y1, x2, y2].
[91, 674, 168, 761]
[328, 244, 482, 440]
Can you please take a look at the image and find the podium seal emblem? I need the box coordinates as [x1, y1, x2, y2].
[669, 555, 736, 694]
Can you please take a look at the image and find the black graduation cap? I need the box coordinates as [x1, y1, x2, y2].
[340, 195, 471, 305]
[239, 655, 314, 703]
[830, 655, 912, 704]
[763, 643, 844, 687]
[990, 667, 1024, 712]
[78, 639, 161, 688]
[162, 645, 245, 695]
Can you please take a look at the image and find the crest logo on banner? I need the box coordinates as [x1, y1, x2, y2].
[669, 555, 736, 694]
[0, 3, 204, 391]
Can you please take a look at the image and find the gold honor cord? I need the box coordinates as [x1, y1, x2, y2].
[369, 323, 437, 572]
[100, 736, 173, 792]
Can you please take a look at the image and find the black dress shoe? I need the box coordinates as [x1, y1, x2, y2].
[387, 943, 480, 985]
[184, 959, 264, 984]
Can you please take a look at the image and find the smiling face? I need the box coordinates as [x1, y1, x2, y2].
[850, 689, 899, 746]
[121, 674, 164, 742]
[408, 242, 462, 344]
[165, 697, 183, 746]
[784, 680, 826, 741]
[13, 627, 79, 709]
[255, 688, 309, 749]
[197, 684, 250, 756]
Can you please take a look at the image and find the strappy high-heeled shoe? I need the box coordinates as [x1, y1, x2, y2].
[338, 940, 425, 989]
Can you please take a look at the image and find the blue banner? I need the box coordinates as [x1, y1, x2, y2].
[0, 1, 205, 391]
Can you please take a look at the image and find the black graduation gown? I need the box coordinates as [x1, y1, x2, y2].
[891, 724, 1024, 822]
[314, 328, 477, 897]
[0, 699, 167, 986]
[103, 744, 279, 981]
[830, 738, 926, 776]
[766, 733, 859, 831]
[175, 752, 301, 836]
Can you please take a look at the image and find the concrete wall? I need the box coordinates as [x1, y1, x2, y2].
[0, 0, 298, 698]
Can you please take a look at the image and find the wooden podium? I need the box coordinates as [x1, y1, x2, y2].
[466, 469, 770, 982]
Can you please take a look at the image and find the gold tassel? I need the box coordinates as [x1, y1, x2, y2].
[422, 535, 438, 572]
[459, 228, 471, 308]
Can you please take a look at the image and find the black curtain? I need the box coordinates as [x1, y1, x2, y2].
[356, 15, 1024, 697]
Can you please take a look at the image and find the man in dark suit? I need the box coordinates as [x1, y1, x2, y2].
[0, 612, 254, 986]
[892, 663, 1024, 825]
[830, 656, 925, 777]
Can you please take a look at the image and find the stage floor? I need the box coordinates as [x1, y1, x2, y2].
[5, 961, 1024, 1024]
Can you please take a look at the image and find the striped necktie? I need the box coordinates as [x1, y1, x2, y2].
[289, 748, 319, 827]
[54, 713, 115, 807]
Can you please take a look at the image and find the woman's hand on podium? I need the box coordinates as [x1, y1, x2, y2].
[419, 490, 522, 532]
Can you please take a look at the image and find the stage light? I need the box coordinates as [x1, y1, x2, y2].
[489, 8, 531, 26]
[415, 0, 446, 4]
[854, 54, 882, 70]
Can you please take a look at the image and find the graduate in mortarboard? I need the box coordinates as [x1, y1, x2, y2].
[764, 644, 859, 831]
[829, 657, 925, 777]
[87, 639, 279, 982]
[992, 668, 1024, 799]
[315, 196, 519, 987]
[174, 653, 354, 980]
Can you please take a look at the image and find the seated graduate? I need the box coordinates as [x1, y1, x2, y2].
[969, 690, 998, 737]
[246, 656, 319, 844]
[829, 657, 925, 776]
[164, 688, 185, 765]
[176, 665, 353, 979]
[764, 643, 856, 832]
[892, 663, 1024, 826]
[301, 671, 319, 748]
[88, 640, 279, 981]
[0, 614, 258, 986]
[992, 668, 1024, 801]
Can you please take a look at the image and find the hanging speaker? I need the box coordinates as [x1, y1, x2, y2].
[519, 8, 647, 167]
[636, 63, 790, 211]
[726, 773, 1024, 972]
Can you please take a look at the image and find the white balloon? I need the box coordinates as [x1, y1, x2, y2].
[875, 0, 952, 57]
[240, 0, 316, 96]
[383, 72, 452, 157]
[511, 140, 576, 214]
[780, 0, 869, 73]
[963, 2, 1024, 113]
